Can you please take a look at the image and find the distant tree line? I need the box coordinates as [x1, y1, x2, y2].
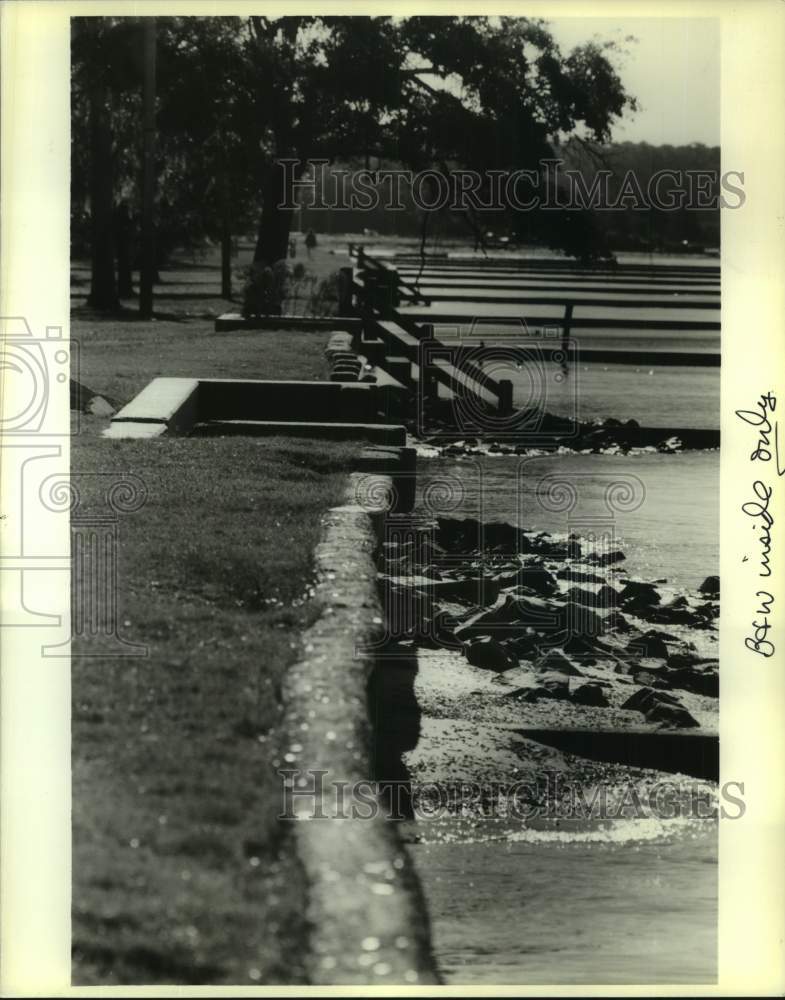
[294, 142, 721, 252]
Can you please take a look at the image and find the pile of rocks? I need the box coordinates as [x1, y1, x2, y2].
[378, 516, 719, 730]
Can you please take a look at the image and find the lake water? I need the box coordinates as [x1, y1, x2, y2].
[409, 821, 717, 985]
[410, 447, 719, 983]
[402, 252, 719, 984]
[417, 450, 718, 591]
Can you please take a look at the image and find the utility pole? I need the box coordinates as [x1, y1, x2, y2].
[139, 17, 156, 319]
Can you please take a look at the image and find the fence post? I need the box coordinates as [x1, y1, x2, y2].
[498, 379, 513, 416]
[338, 266, 354, 314]
[563, 302, 574, 341]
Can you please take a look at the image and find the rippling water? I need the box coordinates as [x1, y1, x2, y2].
[417, 450, 718, 591]
[409, 822, 717, 984]
[404, 260, 719, 984]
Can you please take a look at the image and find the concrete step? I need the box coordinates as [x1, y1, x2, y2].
[196, 420, 407, 446]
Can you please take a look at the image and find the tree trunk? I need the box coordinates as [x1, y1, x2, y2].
[220, 170, 232, 299]
[139, 16, 157, 319]
[87, 46, 119, 311]
[221, 226, 232, 299]
[253, 160, 298, 266]
[115, 202, 134, 297]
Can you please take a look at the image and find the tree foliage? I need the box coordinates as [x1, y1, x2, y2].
[71, 15, 638, 307]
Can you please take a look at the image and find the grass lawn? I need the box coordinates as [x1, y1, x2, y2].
[71, 250, 363, 984]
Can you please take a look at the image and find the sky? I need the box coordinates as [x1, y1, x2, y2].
[545, 17, 720, 146]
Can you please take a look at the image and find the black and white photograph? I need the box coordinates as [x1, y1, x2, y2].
[1, 2, 784, 994]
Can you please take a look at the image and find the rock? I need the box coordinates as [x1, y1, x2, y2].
[670, 666, 719, 698]
[484, 520, 525, 552]
[533, 648, 582, 676]
[582, 549, 626, 567]
[501, 632, 540, 660]
[463, 637, 515, 672]
[622, 685, 699, 728]
[622, 686, 682, 712]
[657, 436, 682, 453]
[566, 586, 601, 608]
[425, 610, 460, 648]
[431, 574, 499, 604]
[435, 517, 482, 553]
[607, 612, 634, 633]
[561, 634, 600, 665]
[633, 667, 673, 689]
[87, 395, 116, 416]
[698, 575, 720, 597]
[539, 673, 571, 697]
[512, 566, 558, 596]
[561, 602, 607, 638]
[646, 702, 700, 728]
[556, 567, 605, 584]
[619, 580, 661, 609]
[667, 651, 713, 670]
[453, 592, 541, 638]
[627, 631, 670, 661]
[646, 604, 700, 626]
[571, 682, 610, 707]
[517, 673, 571, 702]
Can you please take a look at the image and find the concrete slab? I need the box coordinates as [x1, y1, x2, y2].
[103, 421, 168, 439]
[196, 420, 407, 446]
[111, 377, 200, 434]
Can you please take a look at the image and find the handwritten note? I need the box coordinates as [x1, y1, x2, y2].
[736, 391, 781, 657]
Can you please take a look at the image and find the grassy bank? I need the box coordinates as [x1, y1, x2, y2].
[71, 252, 362, 984]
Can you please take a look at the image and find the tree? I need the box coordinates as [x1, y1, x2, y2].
[243, 16, 637, 268]
[72, 17, 265, 310]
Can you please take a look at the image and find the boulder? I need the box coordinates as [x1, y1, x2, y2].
[646, 702, 700, 728]
[560, 634, 600, 665]
[670, 666, 719, 698]
[435, 517, 482, 553]
[667, 651, 713, 670]
[633, 667, 673, 689]
[463, 637, 515, 672]
[646, 603, 700, 626]
[657, 436, 683, 454]
[597, 584, 619, 605]
[566, 586, 602, 608]
[582, 549, 626, 567]
[561, 602, 607, 638]
[627, 631, 670, 661]
[501, 632, 541, 660]
[513, 565, 558, 596]
[556, 567, 605, 584]
[622, 686, 682, 712]
[607, 612, 634, 633]
[619, 580, 661, 609]
[87, 395, 116, 416]
[533, 648, 582, 676]
[571, 682, 610, 707]
[698, 575, 720, 597]
[516, 673, 571, 702]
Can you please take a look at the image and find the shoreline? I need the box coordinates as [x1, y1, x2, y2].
[373, 506, 719, 825]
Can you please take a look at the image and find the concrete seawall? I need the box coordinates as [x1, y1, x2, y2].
[279, 473, 440, 986]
